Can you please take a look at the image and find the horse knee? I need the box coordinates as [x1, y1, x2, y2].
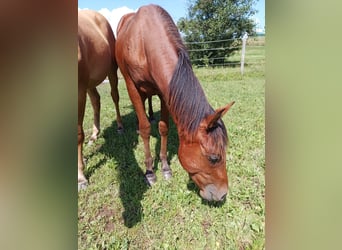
[139, 123, 151, 138]
[158, 121, 168, 136]
[78, 127, 84, 144]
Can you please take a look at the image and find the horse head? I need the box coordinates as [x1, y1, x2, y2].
[178, 102, 235, 202]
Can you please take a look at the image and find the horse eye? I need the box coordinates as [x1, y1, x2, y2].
[208, 154, 221, 164]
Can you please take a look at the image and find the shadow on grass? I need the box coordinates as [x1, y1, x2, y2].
[86, 107, 178, 228]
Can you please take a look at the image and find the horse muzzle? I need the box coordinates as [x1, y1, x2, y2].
[200, 184, 227, 202]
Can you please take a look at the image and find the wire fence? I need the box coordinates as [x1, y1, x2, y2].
[185, 37, 238, 45]
[183, 36, 265, 69]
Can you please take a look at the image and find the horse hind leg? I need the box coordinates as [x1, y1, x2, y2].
[87, 88, 101, 144]
[78, 87, 88, 190]
[108, 68, 124, 133]
[159, 98, 172, 180]
[78, 126, 88, 191]
[147, 96, 156, 123]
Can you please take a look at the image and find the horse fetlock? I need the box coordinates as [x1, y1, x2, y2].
[144, 157, 154, 169]
[89, 133, 98, 144]
[117, 126, 124, 134]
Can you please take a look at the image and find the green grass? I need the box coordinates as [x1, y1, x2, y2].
[78, 44, 265, 249]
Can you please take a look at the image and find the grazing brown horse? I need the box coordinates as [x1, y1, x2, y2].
[116, 5, 234, 202]
[78, 9, 123, 190]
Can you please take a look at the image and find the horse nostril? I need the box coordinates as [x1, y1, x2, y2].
[220, 193, 227, 201]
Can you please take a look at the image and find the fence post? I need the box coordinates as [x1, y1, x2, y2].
[240, 32, 248, 75]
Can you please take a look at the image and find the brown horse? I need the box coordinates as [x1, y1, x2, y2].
[78, 9, 123, 190]
[116, 5, 234, 202]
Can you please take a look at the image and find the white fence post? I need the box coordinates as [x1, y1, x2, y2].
[240, 32, 248, 75]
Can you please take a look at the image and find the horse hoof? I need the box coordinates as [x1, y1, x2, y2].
[78, 180, 88, 191]
[144, 170, 156, 186]
[149, 117, 156, 123]
[162, 169, 172, 180]
[117, 127, 124, 134]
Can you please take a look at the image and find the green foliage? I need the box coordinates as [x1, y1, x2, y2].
[178, 0, 257, 66]
[78, 44, 264, 249]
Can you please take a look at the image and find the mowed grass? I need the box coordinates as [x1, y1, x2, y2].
[78, 44, 265, 249]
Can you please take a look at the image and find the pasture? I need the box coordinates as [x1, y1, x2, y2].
[78, 40, 265, 249]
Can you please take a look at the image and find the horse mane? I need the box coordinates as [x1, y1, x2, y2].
[168, 49, 210, 131]
[168, 50, 228, 149]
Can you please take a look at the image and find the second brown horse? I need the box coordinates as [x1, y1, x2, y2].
[116, 5, 234, 202]
[78, 10, 123, 190]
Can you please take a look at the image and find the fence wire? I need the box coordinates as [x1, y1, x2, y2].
[184, 36, 265, 67]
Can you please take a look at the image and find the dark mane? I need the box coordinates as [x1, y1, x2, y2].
[168, 49, 213, 133]
[168, 49, 228, 149]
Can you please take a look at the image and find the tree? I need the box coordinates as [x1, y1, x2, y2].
[178, 0, 257, 66]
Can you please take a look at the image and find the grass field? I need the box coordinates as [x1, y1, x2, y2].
[78, 42, 265, 249]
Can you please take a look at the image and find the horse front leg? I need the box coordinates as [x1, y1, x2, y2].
[124, 78, 156, 185]
[140, 118, 156, 185]
[159, 98, 172, 180]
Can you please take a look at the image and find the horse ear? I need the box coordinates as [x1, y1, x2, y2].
[206, 101, 235, 130]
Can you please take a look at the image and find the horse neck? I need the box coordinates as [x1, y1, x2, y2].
[148, 49, 179, 100]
